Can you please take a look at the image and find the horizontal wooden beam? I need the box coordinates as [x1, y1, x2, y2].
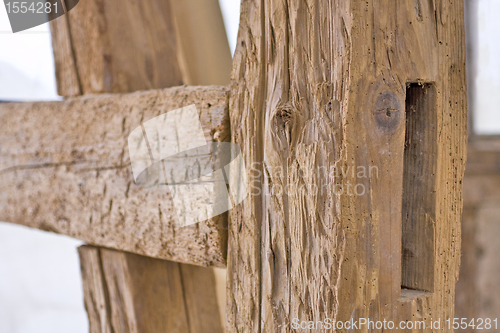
[0, 85, 230, 267]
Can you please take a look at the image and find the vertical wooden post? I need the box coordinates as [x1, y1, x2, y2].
[79, 246, 223, 333]
[228, 0, 467, 332]
[49, 0, 232, 332]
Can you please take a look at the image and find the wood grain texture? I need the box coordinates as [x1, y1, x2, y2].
[79, 245, 223, 333]
[50, 0, 183, 95]
[401, 84, 437, 293]
[455, 206, 477, 333]
[228, 0, 467, 331]
[0, 86, 230, 267]
[79, 246, 113, 333]
[180, 263, 226, 332]
[227, 0, 266, 331]
[49, 0, 232, 96]
[48, 1, 82, 97]
[170, 0, 232, 86]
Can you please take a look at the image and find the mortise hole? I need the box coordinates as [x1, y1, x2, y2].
[400, 83, 437, 298]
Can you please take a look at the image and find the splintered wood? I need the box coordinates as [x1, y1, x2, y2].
[228, 0, 467, 332]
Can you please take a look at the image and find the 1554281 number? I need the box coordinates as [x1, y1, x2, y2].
[5, 2, 58, 14]
[446, 318, 498, 330]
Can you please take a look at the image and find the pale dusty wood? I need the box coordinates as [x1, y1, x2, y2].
[170, 0, 232, 86]
[0, 86, 230, 267]
[228, 1, 467, 332]
[227, 0, 266, 331]
[79, 246, 222, 333]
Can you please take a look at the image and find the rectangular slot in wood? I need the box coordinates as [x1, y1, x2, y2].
[401, 83, 437, 294]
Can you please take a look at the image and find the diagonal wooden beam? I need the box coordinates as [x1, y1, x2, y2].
[49, 0, 232, 96]
[169, 0, 232, 86]
[50, 0, 183, 95]
[0, 85, 230, 267]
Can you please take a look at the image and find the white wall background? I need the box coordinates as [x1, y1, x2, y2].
[0, 1, 239, 332]
[0, 224, 86, 333]
[469, 0, 500, 134]
[0, 9, 59, 101]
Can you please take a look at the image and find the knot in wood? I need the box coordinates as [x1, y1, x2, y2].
[373, 91, 402, 135]
[271, 102, 296, 152]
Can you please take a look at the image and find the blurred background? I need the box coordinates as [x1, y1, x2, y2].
[456, 2, 500, 331]
[0, 0, 499, 332]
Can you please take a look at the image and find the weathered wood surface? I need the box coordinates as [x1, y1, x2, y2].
[79, 245, 223, 333]
[0, 85, 230, 267]
[228, 0, 467, 332]
[49, 0, 231, 96]
[49, 0, 82, 97]
[226, 0, 265, 331]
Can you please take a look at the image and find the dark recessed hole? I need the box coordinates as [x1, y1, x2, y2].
[401, 83, 437, 295]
